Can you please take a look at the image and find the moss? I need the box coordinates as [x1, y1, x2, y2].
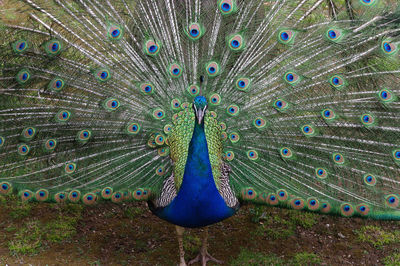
[252, 213, 295, 240]
[44, 216, 78, 243]
[249, 205, 269, 223]
[8, 220, 42, 256]
[384, 253, 400, 266]
[8, 201, 32, 220]
[290, 252, 321, 265]
[4, 225, 17, 232]
[356, 225, 400, 248]
[123, 206, 146, 219]
[183, 234, 202, 254]
[288, 211, 318, 229]
[230, 249, 285, 266]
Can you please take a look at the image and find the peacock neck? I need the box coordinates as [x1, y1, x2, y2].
[183, 120, 214, 183]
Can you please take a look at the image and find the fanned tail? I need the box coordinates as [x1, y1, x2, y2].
[1, 0, 400, 220]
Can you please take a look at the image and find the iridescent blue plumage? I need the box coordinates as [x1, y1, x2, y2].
[154, 96, 237, 228]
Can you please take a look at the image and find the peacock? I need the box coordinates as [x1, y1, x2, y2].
[1, 0, 400, 264]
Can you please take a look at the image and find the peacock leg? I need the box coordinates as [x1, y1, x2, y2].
[176, 225, 187, 266]
[188, 227, 223, 266]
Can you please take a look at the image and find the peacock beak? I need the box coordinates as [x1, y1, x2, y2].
[194, 104, 207, 124]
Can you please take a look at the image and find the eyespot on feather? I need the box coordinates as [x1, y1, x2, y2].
[290, 197, 305, 210]
[101, 187, 113, 199]
[12, 39, 29, 53]
[340, 203, 354, 217]
[224, 151, 234, 161]
[229, 132, 240, 144]
[111, 192, 124, 203]
[320, 202, 332, 213]
[205, 62, 220, 77]
[144, 39, 160, 56]
[68, 190, 81, 203]
[315, 168, 328, 179]
[332, 152, 345, 165]
[356, 203, 370, 216]
[226, 104, 239, 116]
[48, 77, 65, 92]
[65, 163, 77, 174]
[276, 189, 288, 201]
[94, 68, 111, 82]
[54, 192, 68, 203]
[278, 29, 296, 45]
[44, 39, 62, 56]
[218, 0, 236, 15]
[209, 93, 221, 105]
[169, 63, 183, 78]
[16, 69, 31, 84]
[77, 130, 91, 143]
[17, 144, 30, 156]
[21, 127, 36, 140]
[280, 147, 293, 159]
[241, 187, 257, 201]
[107, 24, 123, 40]
[228, 34, 244, 51]
[44, 138, 57, 152]
[152, 108, 165, 120]
[329, 75, 346, 90]
[187, 85, 200, 97]
[0, 182, 12, 195]
[126, 122, 141, 135]
[307, 198, 320, 211]
[273, 99, 289, 112]
[82, 192, 97, 205]
[20, 190, 34, 202]
[385, 194, 399, 208]
[35, 189, 49, 202]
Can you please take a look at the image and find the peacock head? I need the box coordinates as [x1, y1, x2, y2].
[193, 96, 208, 124]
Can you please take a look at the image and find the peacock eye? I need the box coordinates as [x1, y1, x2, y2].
[169, 63, 183, 78]
[108, 24, 123, 40]
[145, 39, 160, 56]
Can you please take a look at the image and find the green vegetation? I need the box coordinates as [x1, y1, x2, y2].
[123, 206, 146, 219]
[183, 234, 202, 254]
[356, 225, 400, 249]
[230, 249, 321, 266]
[44, 216, 78, 243]
[291, 252, 321, 266]
[384, 253, 400, 266]
[8, 220, 42, 256]
[230, 249, 285, 266]
[251, 206, 318, 240]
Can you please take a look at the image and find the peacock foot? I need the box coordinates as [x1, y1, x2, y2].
[188, 250, 223, 265]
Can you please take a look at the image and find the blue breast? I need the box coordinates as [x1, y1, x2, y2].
[155, 122, 236, 228]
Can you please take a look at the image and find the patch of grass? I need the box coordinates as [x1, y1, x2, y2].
[4, 225, 17, 232]
[356, 225, 400, 249]
[250, 208, 318, 241]
[252, 214, 295, 240]
[8, 201, 32, 220]
[0, 195, 6, 205]
[123, 206, 145, 219]
[249, 205, 269, 223]
[254, 224, 295, 240]
[8, 220, 42, 256]
[59, 203, 84, 217]
[290, 252, 321, 265]
[288, 211, 318, 229]
[230, 248, 285, 266]
[384, 253, 400, 266]
[184, 234, 201, 254]
[44, 216, 78, 243]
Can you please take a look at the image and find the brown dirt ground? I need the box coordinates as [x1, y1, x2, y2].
[0, 198, 399, 265]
